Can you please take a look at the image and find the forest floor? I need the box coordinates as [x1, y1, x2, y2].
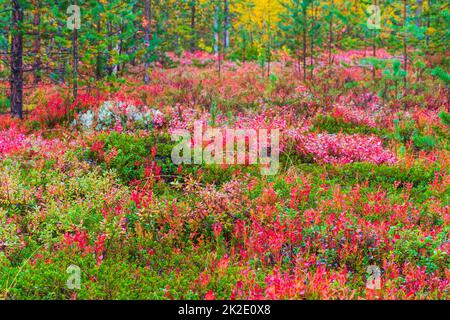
[0, 50, 449, 299]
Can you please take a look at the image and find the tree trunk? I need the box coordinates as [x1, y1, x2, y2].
[144, 0, 152, 84]
[416, 0, 422, 27]
[242, 31, 246, 61]
[217, 31, 222, 79]
[296, 35, 300, 78]
[328, 0, 334, 66]
[107, 21, 113, 76]
[190, 2, 196, 51]
[33, 1, 41, 84]
[11, 0, 23, 119]
[214, 5, 219, 54]
[372, 0, 377, 82]
[73, 18, 78, 101]
[214, 4, 221, 78]
[266, 0, 272, 77]
[403, 0, 408, 91]
[96, 20, 102, 80]
[302, 4, 307, 82]
[115, 24, 124, 75]
[310, 1, 315, 81]
[223, 0, 229, 50]
[426, 0, 431, 47]
[267, 42, 271, 77]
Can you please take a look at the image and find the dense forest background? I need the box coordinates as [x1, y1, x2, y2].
[0, 0, 448, 118]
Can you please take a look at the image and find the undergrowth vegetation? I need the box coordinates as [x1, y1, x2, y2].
[1, 52, 449, 300]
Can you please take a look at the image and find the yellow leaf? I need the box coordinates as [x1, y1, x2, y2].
[425, 27, 437, 35]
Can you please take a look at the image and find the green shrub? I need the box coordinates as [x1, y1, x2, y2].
[431, 67, 450, 85]
[82, 132, 177, 184]
[393, 118, 416, 143]
[412, 133, 436, 151]
[330, 162, 437, 188]
[439, 111, 450, 127]
[0, 94, 10, 113]
[313, 115, 387, 136]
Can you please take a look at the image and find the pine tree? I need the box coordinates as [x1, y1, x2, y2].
[280, 0, 312, 81]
